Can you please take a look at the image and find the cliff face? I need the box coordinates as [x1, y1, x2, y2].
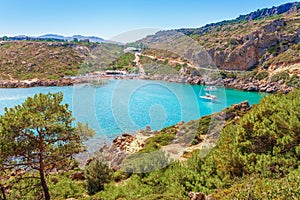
[144, 2, 300, 72]
[209, 17, 300, 70]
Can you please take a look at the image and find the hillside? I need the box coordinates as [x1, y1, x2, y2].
[0, 41, 88, 80]
[142, 2, 300, 72]
[132, 2, 300, 92]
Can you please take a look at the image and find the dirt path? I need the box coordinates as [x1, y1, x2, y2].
[134, 52, 145, 76]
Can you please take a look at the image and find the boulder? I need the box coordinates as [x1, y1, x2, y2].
[188, 192, 206, 200]
[70, 172, 85, 181]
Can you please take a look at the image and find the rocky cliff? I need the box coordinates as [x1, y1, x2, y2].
[141, 2, 300, 72]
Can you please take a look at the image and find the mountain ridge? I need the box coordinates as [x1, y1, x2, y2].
[38, 34, 105, 43]
[139, 2, 300, 72]
[176, 1, 300, 36]
[2, 34, 106, 43]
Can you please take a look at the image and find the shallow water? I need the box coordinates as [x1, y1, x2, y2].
[0, 79, 266, 142]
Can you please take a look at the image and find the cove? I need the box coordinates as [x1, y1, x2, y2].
[0, 79, 266, 141]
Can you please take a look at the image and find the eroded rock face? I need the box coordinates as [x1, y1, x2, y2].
[98, 133, 147, 171]
[222, 77, 294, 93]
[211, 18, 299, 71]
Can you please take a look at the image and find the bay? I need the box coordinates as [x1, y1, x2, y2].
[0, 79, 266, 142]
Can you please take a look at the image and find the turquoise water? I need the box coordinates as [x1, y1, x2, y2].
[0, 80, 266, 141]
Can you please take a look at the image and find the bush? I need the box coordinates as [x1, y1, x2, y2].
[220, 70, 237, 79]
[254, 71, 269, 80]
[286, 74, 300, 88]
[215, 90, 300, 179]
[121, 151, 172, 174]
[270, 71, 289, 82]
[49, 176, 86, 199]
[84, 159, 113, 195]
[267, 44, 280, 55]
[211, 171, 300, 199]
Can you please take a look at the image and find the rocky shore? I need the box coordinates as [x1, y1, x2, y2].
[145, 74, 294, 93]
[0, 77, 100, 88]
[0, 78, 75, 88]
[94, 101, 251, 171]
[0, 73, 295, 94]
[222, 77, 294, 93]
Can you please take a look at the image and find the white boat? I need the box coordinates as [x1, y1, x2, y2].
[199, 93, 218, 102]
[204, 86, 217, 91]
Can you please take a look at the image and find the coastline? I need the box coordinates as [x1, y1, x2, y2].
[0, 73, 295, 94]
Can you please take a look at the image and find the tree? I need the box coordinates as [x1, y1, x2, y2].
[0, 92, 92, 200]
[2, 36, 8, 41]
[74, 122, 95, 141]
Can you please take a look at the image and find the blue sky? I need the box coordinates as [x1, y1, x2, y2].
[0, 0, 295, 39]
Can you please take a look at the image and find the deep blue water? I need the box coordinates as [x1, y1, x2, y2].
[0, 80, 266, 142]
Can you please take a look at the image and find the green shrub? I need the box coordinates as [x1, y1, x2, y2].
[220, 71, 237, 79]
[121, 151, 172, 175]
[254, 71, 269, 80]
[49, 176, 86, 199]
[270, 71, 289, 82]
[211, 171, 300, 200]
[286, 74, 300, 88]
[84, 159, 113, 195]
[267, 44, 280, 55]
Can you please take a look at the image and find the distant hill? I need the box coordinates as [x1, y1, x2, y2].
[3, 34, 106, 43]
[38, 34, 105, 43]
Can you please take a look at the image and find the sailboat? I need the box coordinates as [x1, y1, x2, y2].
[199, 93, 218, 102]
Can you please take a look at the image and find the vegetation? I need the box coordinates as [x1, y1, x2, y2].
[269, 71, 290, 82]
[0, 42, 84, 80]
[79, 43, 124, 75]
[287, 74, 300, 88]
[254, 71, 269, 80]
[219, 70, 238, 79]
[0, 89, 299, 199]
[263, 42, 300, 70]
[106, 52, 138, 72]
[140, 56, 182, 76]
[0, 93, 94, 200]
[95, 89, 300, 199]
[84, 159, 113, 195]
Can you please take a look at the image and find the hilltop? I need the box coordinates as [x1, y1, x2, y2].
[2, 34, 105, 43]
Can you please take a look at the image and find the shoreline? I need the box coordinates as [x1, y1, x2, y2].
[0, 74, 295, 93]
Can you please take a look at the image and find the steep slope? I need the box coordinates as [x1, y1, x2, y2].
[142, 2, 300, 71]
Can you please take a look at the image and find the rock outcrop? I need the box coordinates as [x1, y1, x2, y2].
[211, 18, 300, 70]
[188, 192, 207, 200]
[98, 132, 149, 170]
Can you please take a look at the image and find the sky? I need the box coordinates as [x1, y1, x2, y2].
[0, 0, 296, 40]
